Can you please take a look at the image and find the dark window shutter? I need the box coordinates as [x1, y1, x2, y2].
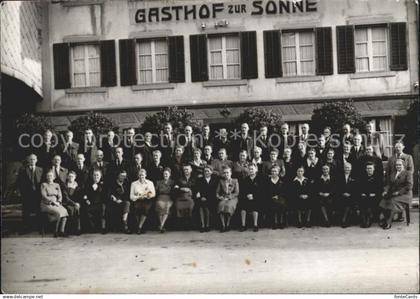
[119, 39, 137, 86]
[168, 36, 185, 83]
[53, 43, 70, 89]
[189, 34, 208, 82]
[100, 40, 117, 87]
[240, 31, 258, 79]
[263, 30, 282, 78]
[389, 22, 407, 71]
[315, 27, 333, 75]
[336, 25, 355, 74]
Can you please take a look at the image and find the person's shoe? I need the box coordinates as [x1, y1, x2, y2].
[383, 223, 392, 230]
[205, 227, 211, 232]
[279, 223, 285, 229]
[200, 227, 205, 233]
[225, 226, 231, 232]
[341, 222, 349, 228]
[54, 232, 59, 238]
[101, 228, 107, 235]
[58, 232, 69, 237]
[305, 221, 312, 228]
[253, 226, 259, 232]
[240, 226, 247, 232]
[160, 228, 166, 234]
[296, 222, 303, 228]
[325, 221, 331, 228]
[136, 228, 142, 235]
[75, 230, 82, 236]
[220, 226, 225, 233]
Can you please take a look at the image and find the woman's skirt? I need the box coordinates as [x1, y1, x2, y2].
[379, 194, 410, 212]
[156, 194, 173, 215]
[64, 204, 80, 218]
[271, 196, 287, 211]
[239, 198, 261, 212]
[41, 203, 69, 222]
[294, 195, 313, 211]
[132, 199, 153, 216]
[218, 198, 238, 215]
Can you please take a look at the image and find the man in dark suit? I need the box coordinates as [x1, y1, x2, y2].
[147, 150, 165, 184]
[279, 123, 296, 159]
[17, 154, 43, 232]
[49, 155, 68, 187]
[36, 129, 57, 169]
[72, 153, 90, 190]
[122, 128, 137, 162]
[108, 147, 130, 183]
[83, 128, 98, 166]
[199, 124, 213, 151]
[128, 152, 143, 183]
[101, 130, 118, 163]
[350, 134, 366, 179]
[160, 122, 176, 166]
[255, 126, 272, 161]
[336, 162, 358, 227]
[232, 123, 254, 161]
[363, 122, 384, 159]
[178, 125, 198, 162]
[59, 130, 79, 170]
[90, 149, 109, 180]
[359, 163, 383, 228]
[202, 145, 215, 165]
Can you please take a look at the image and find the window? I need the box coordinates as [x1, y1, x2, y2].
[136, 39, 169, 84]
[355, 26, 388, 72]
[70, 44, 101, 88]
[281, 31, 315, 77]
[208, 35, 241, 80]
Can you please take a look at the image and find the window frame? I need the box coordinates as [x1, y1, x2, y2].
[281, 30, 316, 77]
[354, 25, 389, 73]
[207, 33, 241, 81]
[69, 42, 101, 88]
[135, 38, 169, 85]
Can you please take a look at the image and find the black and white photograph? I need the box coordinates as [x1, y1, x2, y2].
[1, 0, 419, 295]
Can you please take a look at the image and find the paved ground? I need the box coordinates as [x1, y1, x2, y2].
[2, 212, 419, 294]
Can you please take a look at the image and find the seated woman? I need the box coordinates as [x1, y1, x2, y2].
[130, 169, 156, 234]
[216, 166, 239, 232]
[266, 165, 288, 229]
[316, 164, 335, 227]
[194, 165, 219, 232]
[190, 148, 207, 179]
[173, 164, 195, 229]
[108, 170, 131, 233]
[239, 163, 264, 232]
[359, 162, 383, 228]
[82, 169, 107, 233]
[155, 168, 175, 233]
[40, 170, 69, 237]
[290, 166, 313, 228]
[336, 162, 358, 228]
[379, 159, 413, 229]
[62, 171, 81, 235]
[232, 150, 250, 181]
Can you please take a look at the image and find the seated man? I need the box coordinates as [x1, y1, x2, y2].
[359, 163, 383, 228]
[108, 170, 131, 233]
[336, 162, 358, 228]
[379, 159, 413, 229]
[81, 169, 107, 233]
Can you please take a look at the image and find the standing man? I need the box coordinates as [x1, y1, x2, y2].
[256, 126, 272, 161]
[108, 147, 130, 183]
[279, 123, 295, 158]
[363, 122, 384, 159]
[83, 129, 98, 166]
[102, 130, 118, 163]
[60, 130, 79, 170]
[17, 154, 43, 232]
[213, 128, 231, 160]
[233, 123, 253, 161]
[73, 153, 90, 190]
[160, 122, 176, 166]
[49, 155, 68, 187]
[123, 128, 137, 162]
[90, 150, 109, 180]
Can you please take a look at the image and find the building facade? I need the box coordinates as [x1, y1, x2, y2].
[35, 0, 418, 153]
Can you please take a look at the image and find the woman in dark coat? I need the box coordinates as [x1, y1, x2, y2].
[290, 166, 313, 227]
[174, 164, 195, 228]
[379, 159, 413, 229]
[194, 165, 219, 232]
[303, 148, 322, 184]
[266, 165, 288, 229]
[239, 163, 264, 232]
[190, 148, 207, 179]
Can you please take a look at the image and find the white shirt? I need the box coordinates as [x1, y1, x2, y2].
[130, 179, 156, 201]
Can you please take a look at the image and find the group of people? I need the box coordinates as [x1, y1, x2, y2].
[16, 121, 414, 237]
